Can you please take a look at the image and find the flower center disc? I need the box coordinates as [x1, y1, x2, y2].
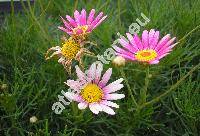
[61, 38, 80, 60]
[80, 83, 103, 103]
[135, 49, 157, 62]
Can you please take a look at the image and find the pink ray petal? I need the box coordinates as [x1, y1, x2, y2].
[98, 68, 112, 88]
[119, 38, 138, 53]
[66, 15, 77, 27]
[149, 59, 159, 64]
[142, 30, 149, 49]
[94, 62, 103, 84]
[87, 9, 95, 24]
[133, 33, 143, 50]
[80, 9, 87, 25]
[126, 33, 139, 50]
[154, 34, 171, 51]
[116, 53, 136, 61]
[74, 10, 81, 25]
[103, 78, 124, 94]
[87, 62, 96, 81]
[150, 30, 160, 49]
[92, 15, 107, 29]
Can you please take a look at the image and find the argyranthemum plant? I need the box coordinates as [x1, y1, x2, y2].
[45, 37, 94, 73]
[58, 9, 107, 38]
[64, 62, 125, 115]
[114, 29, 177, 64]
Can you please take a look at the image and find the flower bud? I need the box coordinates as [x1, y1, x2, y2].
[30, 116, 38, 123]
[112, 56, 125, 67]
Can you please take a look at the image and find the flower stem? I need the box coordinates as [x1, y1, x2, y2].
[141, 63, 200, 108]
[140, 66, 150, 104]
[120, 68, 138, 107]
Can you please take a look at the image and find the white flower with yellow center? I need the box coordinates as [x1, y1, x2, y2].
[64, 62, 125, 115]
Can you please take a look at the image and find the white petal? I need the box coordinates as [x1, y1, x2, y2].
[100, 104, 115, 115]
[89, 104, 100, 114]
[101, 100, 119, 108]
[103, 78, 124, 93]
[105, 94, 125, 100]
[78, 102, 88, 110]
[64, 92, 75, 101]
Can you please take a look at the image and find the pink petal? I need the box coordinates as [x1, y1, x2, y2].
[149, 60, 159, 64]
[74, 10, 81, 25]
[126, 33, 139, 50]
[104, 94, 125, 100]
[64, 92, 83, 102]
[58, 26, 71, 33]
[92, 15, 107, 29]
[98, 68, 112, 88]
[91, 12, 103, 26]
[133, 34, 143, 50]
[148, 29, 156, 47]
[87, 9, 95, 24]
[100, 104, 115, 115]
[157, 37, 176, 54]
[75, 65, 87, 84]
[94, 62, 103, 84]
[157, 53, 170, 59]
[87, 63, 96, 81]
[113, 46, 133, 57]
[142, 30, 149, 49]
[116, 53, 136, 61]
[80, 9, 87, 25]
[150, 30, 160, 49]
[60, 16, 72, 30]
[66, 15, 77, 27]
[65, 80, 81, 92]
[155, 34, 171, 51]
[103, 78, 124, 93]
[118, 38, 138, 53]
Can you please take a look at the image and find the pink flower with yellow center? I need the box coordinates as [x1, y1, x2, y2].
[114, 29, 177, 64]
[64, 62, 125, 115]
[58, 9, 107, 37]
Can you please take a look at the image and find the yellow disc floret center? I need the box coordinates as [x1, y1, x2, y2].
[80, 83, 103, 103]
[61, 38, 80, 60]
[135, 49, 157, 62]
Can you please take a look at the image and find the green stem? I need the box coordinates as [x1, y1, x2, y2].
[140, 66, 150, 104]
[141, 63, 200, 108]
[120, 68, 137, 107]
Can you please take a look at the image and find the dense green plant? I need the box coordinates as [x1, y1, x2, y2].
[0, 0, 199, 135]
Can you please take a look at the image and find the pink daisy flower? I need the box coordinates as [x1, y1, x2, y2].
[58, 9, 107, 36]
[64, 62, 125, 115]
[114, 29, 178, 64]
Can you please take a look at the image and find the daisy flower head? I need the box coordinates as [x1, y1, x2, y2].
[58, 9, 107, 39]
[45, 37, 94, 73]
[64, 62, 125, 115]
[114, 29, 178, 64]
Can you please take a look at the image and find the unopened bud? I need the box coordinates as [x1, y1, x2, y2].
[112, 56, 125, 67]
[30, 116, 38, 123]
